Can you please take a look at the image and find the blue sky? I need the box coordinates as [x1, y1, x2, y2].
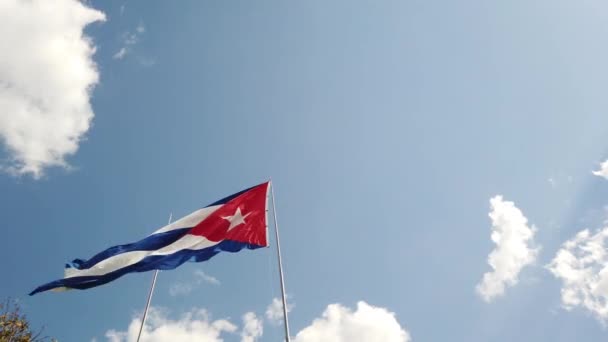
[2, 0, 608, 341]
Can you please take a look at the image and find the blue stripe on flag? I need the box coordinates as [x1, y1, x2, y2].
[67, 228, 192, 270]
[29, 240, 264, 295]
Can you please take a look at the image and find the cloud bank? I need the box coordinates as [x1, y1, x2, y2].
[547, 227, 608, 323]
[105, 307, 237, 342]
[293, 301, 411, 342]
[0, 0, 105, 178]
[104, 301, 409, 342]
[476, 196, 539, 302]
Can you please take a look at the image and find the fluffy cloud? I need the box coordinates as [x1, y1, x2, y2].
[593, 160, 608, 180]
[0, 0, 104, 178]
[547, 227, 608, 322]
[293, 301, 410, 342]
[265, 297, 294, 325]
[241, 312, 263, 342]
[476, 196, 540, 302]
[105, 307, 237, 342]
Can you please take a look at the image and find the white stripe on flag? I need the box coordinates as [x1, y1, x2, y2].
[63, 205, 223, 279]
[151, 205, 221, 235]
[64, 234, 218, 278]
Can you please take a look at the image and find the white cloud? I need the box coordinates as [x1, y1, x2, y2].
[547, 226, 608, 323]
[241, 312, 263, 342]
[169, 270, 220, 296]
[265, 297, 294, 325]
[593, 160, 608, 180]
[113, 23, 145, 61]
[0, 0, 105, 178]
[293, 301, 411, 342]
[194, 270, 220, 286]
[476, 196, 540, 302]
[113, 47, 127, 60]
[105, 307, 237, 342]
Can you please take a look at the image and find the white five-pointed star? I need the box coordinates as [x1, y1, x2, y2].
[222, 207, 251, 231]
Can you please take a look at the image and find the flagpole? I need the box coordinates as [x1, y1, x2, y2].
[136, 213, 172, 342]
[270, 181, 291, 342]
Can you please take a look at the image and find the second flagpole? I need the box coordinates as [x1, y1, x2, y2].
[136, 213, 173, 342]
[270, 181, 291, 342]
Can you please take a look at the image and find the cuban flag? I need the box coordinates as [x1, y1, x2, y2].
[30, 182, 270, 295]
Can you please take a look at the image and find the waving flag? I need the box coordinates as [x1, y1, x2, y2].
[30, 182, 270, 295]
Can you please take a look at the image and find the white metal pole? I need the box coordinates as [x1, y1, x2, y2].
[270, 182, 291, 342]
[136, 213, 172, 342]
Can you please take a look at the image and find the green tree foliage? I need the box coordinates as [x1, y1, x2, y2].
[0, 299, 55, 342]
